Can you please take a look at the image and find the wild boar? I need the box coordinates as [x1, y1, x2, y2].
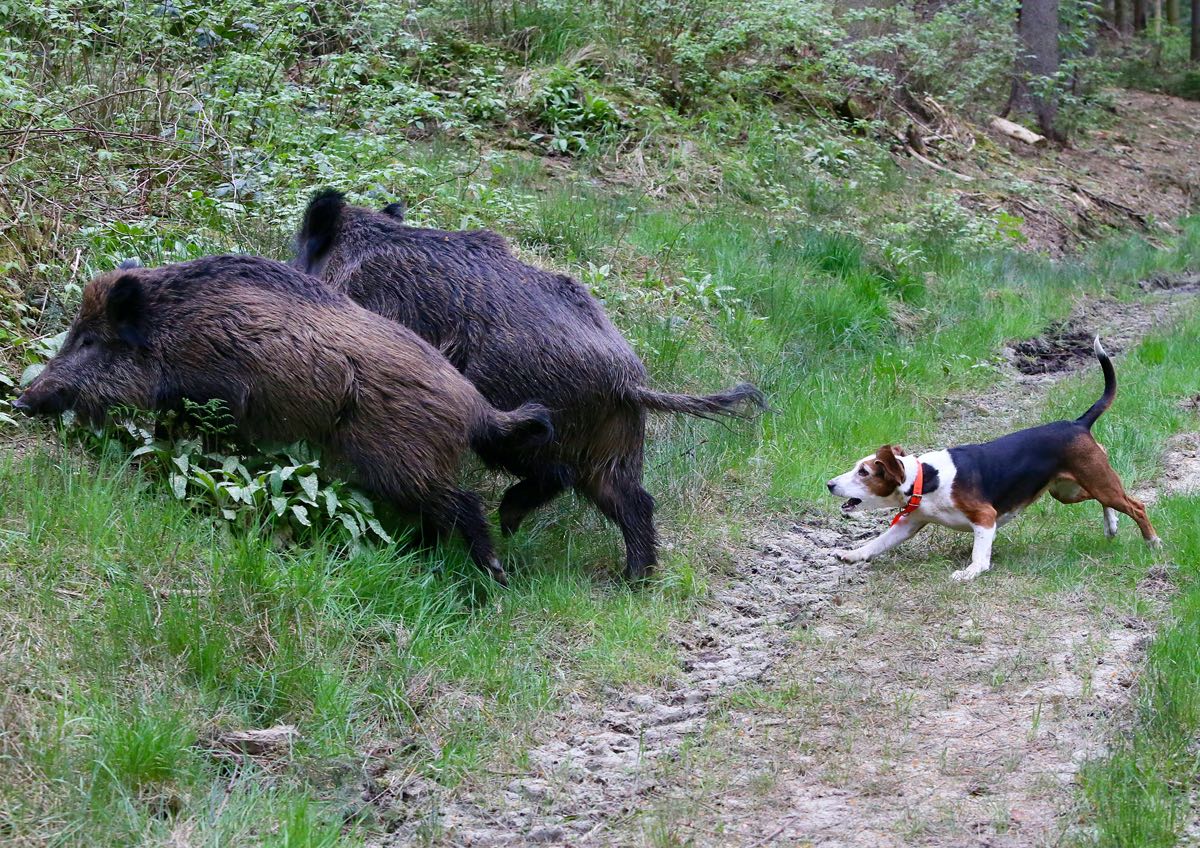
[14, 254, 553, 584]
[293, 190, 765, 580]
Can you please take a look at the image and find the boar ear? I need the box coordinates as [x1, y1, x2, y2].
[107, 274, 148, 348]
[295, 188, 344, 275]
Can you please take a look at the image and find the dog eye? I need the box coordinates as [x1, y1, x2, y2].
[857, 468, 868, 476]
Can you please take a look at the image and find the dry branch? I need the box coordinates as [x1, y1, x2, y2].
[903, 147, 975, 182]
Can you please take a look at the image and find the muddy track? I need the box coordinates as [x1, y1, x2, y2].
[373, 278, 1197, 847]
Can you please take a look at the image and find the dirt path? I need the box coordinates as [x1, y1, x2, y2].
[372, 282, 1197, 847]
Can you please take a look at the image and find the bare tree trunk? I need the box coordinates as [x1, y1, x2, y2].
[1154, 0, 1162, 34]
[1133, 0, 1147, 30]
[1166, 0, 1179, 26]
[1013, 0, 1065, 142]
[1193, 0, 1200, 61]
[1115, 0, 1128, 34]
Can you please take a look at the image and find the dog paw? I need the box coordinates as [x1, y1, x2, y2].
[833, 548, 866, 563]
[951, 567, 981, 582]
[1148, 536, 1164, 550]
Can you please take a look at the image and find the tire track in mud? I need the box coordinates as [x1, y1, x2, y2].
[373, 278, 1198, 847]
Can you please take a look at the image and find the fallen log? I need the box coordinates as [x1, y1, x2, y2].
[989, 116, 1047, 147]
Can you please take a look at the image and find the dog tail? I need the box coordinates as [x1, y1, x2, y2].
[1076, 336, 1116, 429]
[630, 382, 767, 421]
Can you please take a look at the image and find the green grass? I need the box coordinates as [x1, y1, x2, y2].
[2, 215, 1197, 845]
[0, 438, 691, 844]
[3, 1, 1200, 844]
[1062, 316, 1200, 847]
[1074, 492, 1200, 848]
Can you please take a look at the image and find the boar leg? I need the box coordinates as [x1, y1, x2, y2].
[424, 489, 509, 586]
[581, 468, 657, 581]
[498, 463, 575, 536]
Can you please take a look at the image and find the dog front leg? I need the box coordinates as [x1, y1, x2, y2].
[835, 518, 925, 563]
[951, 522, 997, 581]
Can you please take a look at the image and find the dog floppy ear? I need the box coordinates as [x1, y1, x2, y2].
[874, 445, 905, 487]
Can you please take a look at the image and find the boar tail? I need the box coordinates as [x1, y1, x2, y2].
[472, 402, 555, 456]
[631, 382, 767, 421]
[295, 188, 346, 276]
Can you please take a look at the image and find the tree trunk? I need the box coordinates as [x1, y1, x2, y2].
[1133, 0, 1147, 30]
[1166, 0, 1179, 26]
[1193, 0, 1200, 62]
[1013, 0, 1065, 142]
[1115, 0, 1128, 34]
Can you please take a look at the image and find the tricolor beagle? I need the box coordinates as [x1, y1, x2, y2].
[826, 338, 1160, 581]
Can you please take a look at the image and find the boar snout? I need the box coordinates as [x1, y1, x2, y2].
[13, 379, 74, 416]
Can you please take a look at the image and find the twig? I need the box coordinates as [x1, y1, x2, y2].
[0, 126, 195, 147]
[902, 147, 974, 182]
[746, 815, 800, 847]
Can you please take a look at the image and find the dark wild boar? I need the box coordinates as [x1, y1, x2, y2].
[14, 255, 553, 584]
[293, 190, 766, 580]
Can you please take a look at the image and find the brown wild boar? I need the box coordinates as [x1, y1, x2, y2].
[293, 190, 766, 580]
[14, 255, 553, 584]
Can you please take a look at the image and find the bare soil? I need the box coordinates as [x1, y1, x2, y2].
[365, 91, 1200, 847]
[939, 90, 1200, 255]
[368, 272, 1196, 846]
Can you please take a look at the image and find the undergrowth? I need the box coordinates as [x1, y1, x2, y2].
[2, 0, 1200, 845]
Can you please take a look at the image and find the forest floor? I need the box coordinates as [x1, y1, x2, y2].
[362, 91, 1200, 847]
[927, 89, 1200, 256]
[4, 19, 1200, 840]
[372, 273, 1199, 848]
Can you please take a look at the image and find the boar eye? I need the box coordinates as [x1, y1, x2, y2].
[79, 336, 95, 349]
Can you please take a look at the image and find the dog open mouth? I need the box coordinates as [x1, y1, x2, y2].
[841, 497, 862, 512]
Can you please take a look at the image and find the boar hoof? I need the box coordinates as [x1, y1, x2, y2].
[487, 558, 509, 586]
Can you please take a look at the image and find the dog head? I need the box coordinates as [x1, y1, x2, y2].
[826, 445, 908, 513]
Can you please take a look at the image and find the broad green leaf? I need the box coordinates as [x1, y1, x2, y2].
[271, 496, 288, 517]
[169, 473, 188, 500]
[191, 467, 218, 496]
[338, 513, 361, 539]
[291, 504, 311, 527]
[19, 363, 44, 387]
[298, 474, 319, 502]
[366, 518, 393, 544]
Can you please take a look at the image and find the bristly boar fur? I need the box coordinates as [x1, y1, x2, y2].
[14, 254, 554, 585]
[293, 189, 766, 580]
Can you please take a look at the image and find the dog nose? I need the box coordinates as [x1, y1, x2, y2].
[826, 480, 836, 492]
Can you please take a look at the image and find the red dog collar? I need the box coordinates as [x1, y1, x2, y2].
[890, 462, 924, 527]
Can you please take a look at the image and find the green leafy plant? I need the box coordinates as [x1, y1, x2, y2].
[529, 66, 625, 155]
[112, 409, 396, 546]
